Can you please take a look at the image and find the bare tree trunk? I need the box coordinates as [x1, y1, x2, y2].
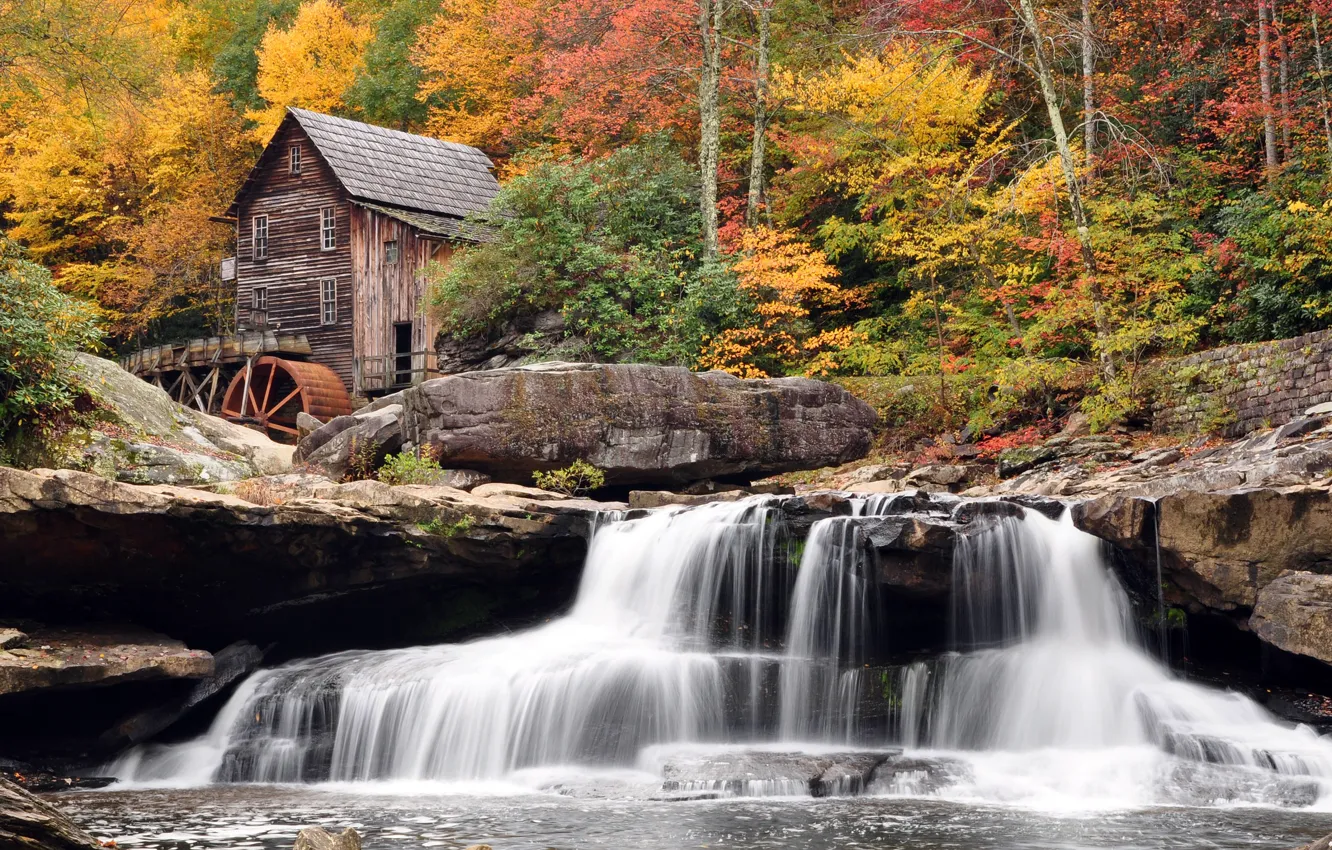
[1082, 0, 1095, 163]
[1013, 0, 1115, 379]
[1277, 0, 1292, 157]
[745, 0, 771, 227]
[698, 0, 724, 261]
[1259, 0, 1279, 178]
[1315, 10, 1332, 165]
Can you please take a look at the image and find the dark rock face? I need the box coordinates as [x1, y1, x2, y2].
[0, 467, 599, 653]
[1073, 486, 1332, 612]
[1251, 571, 1332, 665]
[398, 362, 877, 487]
[0, 778, 100, 849]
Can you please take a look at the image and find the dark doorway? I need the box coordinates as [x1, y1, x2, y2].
[394, 322, 413, 387]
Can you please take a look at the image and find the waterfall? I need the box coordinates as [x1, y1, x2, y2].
[896, 508, 1332, 806]
[115, 498, 885, 784]
[113, 493, 1332, 808]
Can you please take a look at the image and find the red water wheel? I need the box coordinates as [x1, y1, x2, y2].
[221, 357, 352, 440]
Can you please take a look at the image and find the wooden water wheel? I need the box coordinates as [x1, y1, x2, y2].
[221, 356, 352, 440]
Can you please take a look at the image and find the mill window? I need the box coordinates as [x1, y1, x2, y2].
[252, 215, 268, 261]
[289, 145, 302, 175]
[385, 240, 399, 265]
[321, 278, 338, 325]
[321, 207, 336, 251]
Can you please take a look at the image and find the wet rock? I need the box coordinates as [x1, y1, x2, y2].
[1251, 571, 1332, 665]
[1296, 832, 1332, 850]
[658, 749, 896, 797]
[0, 777, 101, 849]
[99, 641, 263, 748]
[1157, 760, 1320, 808]
[0, 626, 212, 696]
[399, 362, 877, 487]
[0, 629, 25, 650]
[293, 826, 362, 850]
[867, 754, 973, 796]
[0, 758, 114, 793]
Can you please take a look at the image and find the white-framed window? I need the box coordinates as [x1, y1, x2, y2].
[320, 278, 337, 325]
[320, 206, 336, 251]
[252, 215, 268, 260]
[252, 286, 268, 311]
[385, 240, 399, 265]
[289, 144, 302, 175]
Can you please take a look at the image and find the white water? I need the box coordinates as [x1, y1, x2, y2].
[113, 495, 1332, 810]
[895, 510, 1332, 809]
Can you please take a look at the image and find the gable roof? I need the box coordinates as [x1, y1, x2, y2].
[227, 108, 501, 223]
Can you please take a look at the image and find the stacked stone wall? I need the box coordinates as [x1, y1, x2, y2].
[1151, 329, 1332, 436]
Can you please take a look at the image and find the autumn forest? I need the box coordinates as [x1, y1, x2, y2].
[5, 0, 1332, 432]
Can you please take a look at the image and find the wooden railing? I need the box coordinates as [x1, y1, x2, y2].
[354, 351, 443, 393]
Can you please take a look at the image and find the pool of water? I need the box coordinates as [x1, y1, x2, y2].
[58, 785, 1332, 850]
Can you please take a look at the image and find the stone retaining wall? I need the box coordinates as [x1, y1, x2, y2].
[1151, 329, 1332, 436]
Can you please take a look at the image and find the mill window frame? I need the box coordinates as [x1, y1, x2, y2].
[320, 207, 336, 251]
[289, 145, 302, 175]
[252, 215, 269, 261]
[320, 278, 338, 325]
[385, 239, 399, 265]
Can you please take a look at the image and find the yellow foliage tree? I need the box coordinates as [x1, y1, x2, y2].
[412, 0, 542, 153]
[700, 228, 865, 378]
[248, 0, 373, 141]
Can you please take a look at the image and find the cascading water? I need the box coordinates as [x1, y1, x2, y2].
[115, 498, 882, 785]
[113, 493, 1332, 810]
[895, 508, 1332, 807]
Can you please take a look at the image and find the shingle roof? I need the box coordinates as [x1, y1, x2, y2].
[288, 108, 500, 219]
[356, 202, 497, 243]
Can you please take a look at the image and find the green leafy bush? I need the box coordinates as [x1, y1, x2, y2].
[427, 139, 742, 365]
[0, 241, 102, 443]
[377, 444, 445, 485]
[532, 459, 606, 496]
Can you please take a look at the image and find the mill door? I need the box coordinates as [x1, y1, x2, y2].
[393, 322, 413, 387]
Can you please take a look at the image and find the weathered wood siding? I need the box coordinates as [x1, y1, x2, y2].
[349, 206, 455, 392]
[234, 121, 355, 388]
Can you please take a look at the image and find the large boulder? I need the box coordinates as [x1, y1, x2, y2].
[0, 626, 212, 696]
[0, 778, 101, 850]
[1251, 571, 1332, 665]
[18, 354, 296, 485]
[393, 362, 877, 487]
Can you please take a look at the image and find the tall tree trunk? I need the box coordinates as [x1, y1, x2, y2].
[698, 0, 724, 261]
[746, 0, 771, 228]
[1315, 10, 1332, 165]
[1082, 0, 1095, 163]
[1277, 0, 1292, 157]
[1013, 0, 1115, 379]
[1259, 0, 1280, 178]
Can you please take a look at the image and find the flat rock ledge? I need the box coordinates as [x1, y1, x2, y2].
[0, 466, 610, 648]
[0, 626, 211, 696]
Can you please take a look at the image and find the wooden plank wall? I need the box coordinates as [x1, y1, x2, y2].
[234, 122, 355, 388]
[349, 207, 456, 391]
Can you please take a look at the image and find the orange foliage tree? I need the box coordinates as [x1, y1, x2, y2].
[700, 227, 865, 378]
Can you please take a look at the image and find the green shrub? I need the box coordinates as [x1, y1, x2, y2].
[377, 444, 444, 485]
[0, 241, 102, 443]
[532, 459, 606, 496]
